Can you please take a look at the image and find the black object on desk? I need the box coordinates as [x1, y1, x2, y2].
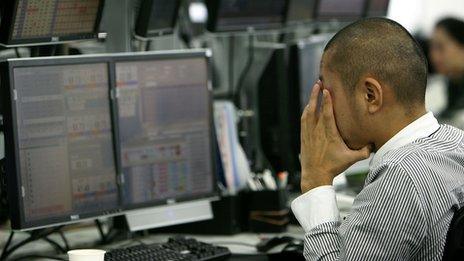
[248, 190, 289, 233]
[105, 237, 231, 261]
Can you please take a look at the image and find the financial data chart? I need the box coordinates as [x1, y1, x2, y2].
[11, 0, 100, 40]
[13, 63, 118, 223]
[115, 58, 214, 206]
[215, 0, 287, 31]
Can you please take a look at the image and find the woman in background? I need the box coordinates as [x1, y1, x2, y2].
[430, 17, 464, 118]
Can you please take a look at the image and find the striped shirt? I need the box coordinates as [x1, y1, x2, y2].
[293, 113, 464, 260]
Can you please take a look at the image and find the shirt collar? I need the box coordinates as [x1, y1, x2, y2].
[370, 112, 440, 167]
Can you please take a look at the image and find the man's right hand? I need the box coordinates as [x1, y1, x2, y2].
[299, 81, 372, 193]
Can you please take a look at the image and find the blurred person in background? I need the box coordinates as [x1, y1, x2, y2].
[430, 17, 464, 118]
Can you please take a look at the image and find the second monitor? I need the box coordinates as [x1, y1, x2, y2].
[114, 53, 216, 209]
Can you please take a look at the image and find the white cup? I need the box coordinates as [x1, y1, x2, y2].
[67, 249, 106, 261]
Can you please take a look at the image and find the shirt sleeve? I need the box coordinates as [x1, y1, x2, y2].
[291, 185, 340, 232]
[302, 164, 427, 260]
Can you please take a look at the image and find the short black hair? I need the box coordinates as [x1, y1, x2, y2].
[323, 18, 428, 108]
[436, 17, 464, 46]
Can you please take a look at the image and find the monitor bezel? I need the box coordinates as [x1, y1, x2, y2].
[1, 55, 123, 230]
[314, 0, 367, 22]
[0, 0, 106, 47]
[110, 50, 219, 212]
[134, 0, 181, 38]
[206, 0, 290, 32]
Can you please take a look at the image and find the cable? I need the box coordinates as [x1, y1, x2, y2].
[42, 237, 66, 253]
[14, 48, 21, 58]
[95, 219, 108, 244]
[0, 227, 63, 261]
[0, 232, 14, 260]
[145, 40, 152, 51]
[58, 230, 70, 251]
[233, 32, 255, 107]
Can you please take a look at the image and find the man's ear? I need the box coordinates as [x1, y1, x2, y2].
[363, 77, 383, 114]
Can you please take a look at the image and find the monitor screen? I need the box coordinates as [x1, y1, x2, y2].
[135, 0, 180, 37]
[287, 0, 316, 24]
[0, 0, 104, 46]
[297, 35, 332, 111]
[8, 61, 118, 228]
[365, 0, 389, 17]
[115, 57, 215, 207]
[207, 0, 288, 31]
[316, 0, 366, 21]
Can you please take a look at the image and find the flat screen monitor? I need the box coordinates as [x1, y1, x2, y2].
[293, 34, 332, 111]
[206, 0, 289, 32]
[1, 57, 121, 230]
[286, 0, 317, 24]
[114, 53, 216, 209]
[315, 0, 366, 21]
[257, 45, 300, 175]
[0, 0, 105, 46]
[135, 0, 181, 38]
[365, 0, 389, 17]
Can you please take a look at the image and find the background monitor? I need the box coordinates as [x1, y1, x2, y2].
[135, 0, 181, 38]
[365, 0, 390, 17]
[0, 0, 105, 46]
[114, 53, 216, 210]
[315, 0, 366, 21]
[1, 57, 121, 230]
[257, 45, 300, 176]
[292, 34, 332, 112]
[286, 0, 317, 24]
[206, 0, 289, 32]
[280, 34, 332, 188]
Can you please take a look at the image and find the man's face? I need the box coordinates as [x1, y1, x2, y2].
[319, 54, 367, 150]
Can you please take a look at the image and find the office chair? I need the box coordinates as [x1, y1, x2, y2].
[442, 206, 464, 260]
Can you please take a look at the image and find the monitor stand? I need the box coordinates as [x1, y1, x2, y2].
[124, 200, 214, 232]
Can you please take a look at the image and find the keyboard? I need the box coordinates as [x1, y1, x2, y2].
[105, 237, 231, 261]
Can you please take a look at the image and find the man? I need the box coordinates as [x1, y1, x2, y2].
[291, 18, 464, 260]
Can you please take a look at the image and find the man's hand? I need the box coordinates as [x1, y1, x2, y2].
[300, 81, 372, 193]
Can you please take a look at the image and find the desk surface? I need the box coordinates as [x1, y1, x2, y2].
[0, 223, 304, 260]
[0, 190, 355, 260]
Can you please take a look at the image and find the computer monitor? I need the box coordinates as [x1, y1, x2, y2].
[286, 0, 317, 24]
[276, 34, 332, 188]
[206, 0, 289, 32]
[0, 0, 105, 46]
[258, 45, 300, 175]
[1, 56, 121, 230]
[134, 0, 181, 38]
[290, 34, 332, 112]
[315, 0, 366, 21]
[113, 51, 217, 230]
[238, 43, 300, 177]
[365, 0, 390, 17]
